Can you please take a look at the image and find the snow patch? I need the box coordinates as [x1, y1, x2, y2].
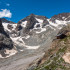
[2, 23, 11, 32]
[36, 28, 46, 33]
[34, 23, 41, 29]
[19, 49, 24, 52]
[34, 18, 47, 33]
[35, 18, 43, 23]
[0, 49, 17, 58]
[25, 35, 30, 39]
[62, 17, 65, 19]
[3, 23, 17, 31]
[10, 36, 40, 49]
[34, 18, 43, 29]
[10, 36, 24, 45]
[11, 24, 17, 30]
[21, 21, 27, 27]
[25, 45, 40, 49]
[65, 16, 70, 21]
[48, 19, 67, 29]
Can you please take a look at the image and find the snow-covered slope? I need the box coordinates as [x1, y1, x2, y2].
[2, 13, 70, 52]
[0, 13, 70, 59]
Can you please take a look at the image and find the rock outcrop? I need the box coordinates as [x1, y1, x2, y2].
[0, 19, 14, 57]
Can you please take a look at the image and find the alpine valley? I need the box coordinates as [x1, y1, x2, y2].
[0, 13, 70, 70]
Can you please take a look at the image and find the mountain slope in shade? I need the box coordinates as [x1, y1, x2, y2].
[0, 19, 17, 58]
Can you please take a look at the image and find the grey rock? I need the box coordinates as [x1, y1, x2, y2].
[50, 13, 70, 22]
[0, 19, 13, 50]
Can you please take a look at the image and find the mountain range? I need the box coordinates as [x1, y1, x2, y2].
[0, 13, 70, 70]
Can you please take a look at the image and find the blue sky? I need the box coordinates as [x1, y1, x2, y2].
[0, 0, 70, 23]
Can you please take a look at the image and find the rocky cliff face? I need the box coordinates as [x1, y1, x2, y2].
[0, 19, 13, 49]
[0, 19, 17, 58]
[50, 13, 70, 22]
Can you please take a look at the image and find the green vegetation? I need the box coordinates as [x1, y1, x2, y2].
[34, 36, 70, 70]
[56, 46, 67, 55]
[34, 47, 67, 70]
[60, 36, 70, 42]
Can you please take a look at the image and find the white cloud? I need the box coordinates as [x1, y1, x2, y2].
[6, 3, 10, 6]
[0, 9, 12, 18]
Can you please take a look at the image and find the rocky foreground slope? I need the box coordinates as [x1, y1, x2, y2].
[30, 24, 70, 70]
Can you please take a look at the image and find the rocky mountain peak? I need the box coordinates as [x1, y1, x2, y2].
[29, 13, 35, 17]
[18, 14, 35, 24]
[18, 14, 48, 24]
[26, 15, 38, 29]
[50, 13, 70, 22]
[1, 18, 15, 24]
[0, 19, 8, 36]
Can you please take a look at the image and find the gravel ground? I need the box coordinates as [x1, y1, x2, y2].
[0, 50, 44, 70]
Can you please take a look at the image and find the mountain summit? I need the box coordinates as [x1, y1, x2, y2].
[50, 13, 70, 22]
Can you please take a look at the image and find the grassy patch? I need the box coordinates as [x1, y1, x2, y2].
[34, 36, 70, 70]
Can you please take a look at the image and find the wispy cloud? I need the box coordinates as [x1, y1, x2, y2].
[0, 9, 12, 18]
[6, 3, 10, 6]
